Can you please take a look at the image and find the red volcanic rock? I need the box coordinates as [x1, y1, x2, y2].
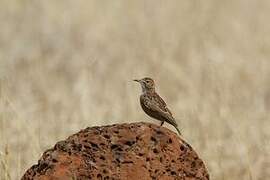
[22, 122, 209, 180]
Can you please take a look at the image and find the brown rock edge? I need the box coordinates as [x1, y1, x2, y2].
[22, 122, 209, 180]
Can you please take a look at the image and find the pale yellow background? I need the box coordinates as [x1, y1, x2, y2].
[0, 1, 270, 179]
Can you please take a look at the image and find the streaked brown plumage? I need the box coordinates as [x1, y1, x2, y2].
[134, 77, 181, 135]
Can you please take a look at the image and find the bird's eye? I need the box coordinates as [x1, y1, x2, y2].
[146, 80, 150, 83]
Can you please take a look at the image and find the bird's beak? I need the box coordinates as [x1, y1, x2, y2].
[133, 79, 140, 82]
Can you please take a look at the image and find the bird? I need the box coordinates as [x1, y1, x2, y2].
[134, 77, 181, 135]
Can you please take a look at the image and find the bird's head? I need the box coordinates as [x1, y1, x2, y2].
[134, 77, 155, 93]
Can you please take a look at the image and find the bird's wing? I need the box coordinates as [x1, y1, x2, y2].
[143, 94, 178, 127]
[153, 93, 173, 116]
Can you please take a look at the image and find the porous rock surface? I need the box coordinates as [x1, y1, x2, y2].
[22, 122, 209, 180]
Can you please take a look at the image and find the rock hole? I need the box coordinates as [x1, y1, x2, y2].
[124, 141, 135, 146]
[150, 136, 157, 142]
[153, 148, 159, 154]
[103, 169, 108, 174]
[191, 161, 196, 168]
[84, 145, 91, 149]
[122, 160, 134, 164]
[103, 134, 110, 139]
[90, 142, 99, 149]
[100, 155, 105, 161]
[111, 144, 118, 149]
[156, 130, 164, 135]
[180, 145, 185, 151]
[111, 144, 123, 151]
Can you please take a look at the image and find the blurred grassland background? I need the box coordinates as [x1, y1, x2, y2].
[0, 0, 270, 179]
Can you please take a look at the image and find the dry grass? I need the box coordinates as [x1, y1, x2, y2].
[0, 0, 270, 179]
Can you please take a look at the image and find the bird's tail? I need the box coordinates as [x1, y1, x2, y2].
[166, 116, 182, 136]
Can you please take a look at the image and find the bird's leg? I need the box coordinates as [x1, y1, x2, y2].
[160, 121, 164, 126]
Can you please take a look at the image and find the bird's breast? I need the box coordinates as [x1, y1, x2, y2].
[139, 94, 163, 121]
